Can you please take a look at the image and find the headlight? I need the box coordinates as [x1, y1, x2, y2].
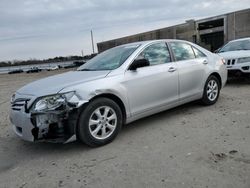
[237, 57, 250, 64]
[32, 91, 80, 112]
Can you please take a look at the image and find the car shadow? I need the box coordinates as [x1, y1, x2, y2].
[121, 100, 202, 133]
[7, 101, 201, 151]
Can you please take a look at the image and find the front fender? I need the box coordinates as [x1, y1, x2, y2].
[60, 76, 131, 120]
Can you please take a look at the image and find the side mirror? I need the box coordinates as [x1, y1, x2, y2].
[129, 58, 150, 71]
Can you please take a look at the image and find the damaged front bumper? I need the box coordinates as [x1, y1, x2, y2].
[10, 93, 87, 143]
[10, 109, 35, 142]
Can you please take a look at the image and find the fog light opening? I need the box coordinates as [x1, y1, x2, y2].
[242, 66, 249, 71]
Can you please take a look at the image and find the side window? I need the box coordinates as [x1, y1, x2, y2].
[138, 42, 171, 66]
[170, 42, 195, 61]
[192, 47, 206, 58]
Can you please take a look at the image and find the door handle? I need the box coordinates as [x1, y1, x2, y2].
[168, 67, 177, 72]
[203, 60, 208, 65]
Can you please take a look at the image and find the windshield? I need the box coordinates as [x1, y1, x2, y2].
[78, 44, 140, 71]
[219, 40, 250, 52]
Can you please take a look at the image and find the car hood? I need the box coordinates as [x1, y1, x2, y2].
[17, 70, 110, 97]
[218, 50, 250, 59]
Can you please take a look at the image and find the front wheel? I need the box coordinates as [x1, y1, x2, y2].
[201, 75, 220, 105]
[77, 98, 123, 147]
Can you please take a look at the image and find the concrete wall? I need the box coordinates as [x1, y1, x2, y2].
[175, 21, 196, 42]
[97, 27, 175, 52]
[227, 9, 250, 42]
[97, 9, 250, 53]
[97, 22, 196, 52]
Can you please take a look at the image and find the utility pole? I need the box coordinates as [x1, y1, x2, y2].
[91, 30, 95, 54]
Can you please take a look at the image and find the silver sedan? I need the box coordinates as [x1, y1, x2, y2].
[10, 40, 227, 146]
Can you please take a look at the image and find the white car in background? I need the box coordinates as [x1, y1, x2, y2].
[47, 65, 59, 71]
[218, 37, 250, 77]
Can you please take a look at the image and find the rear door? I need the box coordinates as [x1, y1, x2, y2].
[169, 42, 207, 100]
[123, 42, 179, 116]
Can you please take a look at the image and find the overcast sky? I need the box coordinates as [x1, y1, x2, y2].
[0, 0, 250, 61]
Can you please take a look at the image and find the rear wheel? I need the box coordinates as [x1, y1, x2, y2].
[77, 98, 123, 147]
[201, 75, 220, 105]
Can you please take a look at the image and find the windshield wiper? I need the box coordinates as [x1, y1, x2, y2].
[78, 68, 94, 71]
[79, 68, 111, 71]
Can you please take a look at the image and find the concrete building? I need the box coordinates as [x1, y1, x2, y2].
[97, 8, 250, 53]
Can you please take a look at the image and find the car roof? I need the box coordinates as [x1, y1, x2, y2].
[119, 39, 190, 47]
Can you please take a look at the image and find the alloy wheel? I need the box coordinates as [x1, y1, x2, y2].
[207, 80, 218, 101]
[88, 106, 117, 140]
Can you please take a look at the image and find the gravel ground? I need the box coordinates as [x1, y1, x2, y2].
[0, 70, 249, 188]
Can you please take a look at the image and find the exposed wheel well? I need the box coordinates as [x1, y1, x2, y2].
[89, 94, 127, 123]
[209, 72, 222, 89]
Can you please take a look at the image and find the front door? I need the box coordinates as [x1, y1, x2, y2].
[123, 42, 179, 116]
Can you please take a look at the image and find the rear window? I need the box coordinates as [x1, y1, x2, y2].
[170, 42, 196, 61]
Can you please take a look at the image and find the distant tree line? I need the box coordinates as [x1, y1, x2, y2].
[0, 54, 97, 67]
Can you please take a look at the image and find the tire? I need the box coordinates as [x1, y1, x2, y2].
[77, 98, 123, 147]
[201, 75, 220, 105]
[244, 73, 250, 82]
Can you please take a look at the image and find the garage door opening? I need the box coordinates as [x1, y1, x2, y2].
[200, 31, 224, 52]
[197, 18, 225, 52]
